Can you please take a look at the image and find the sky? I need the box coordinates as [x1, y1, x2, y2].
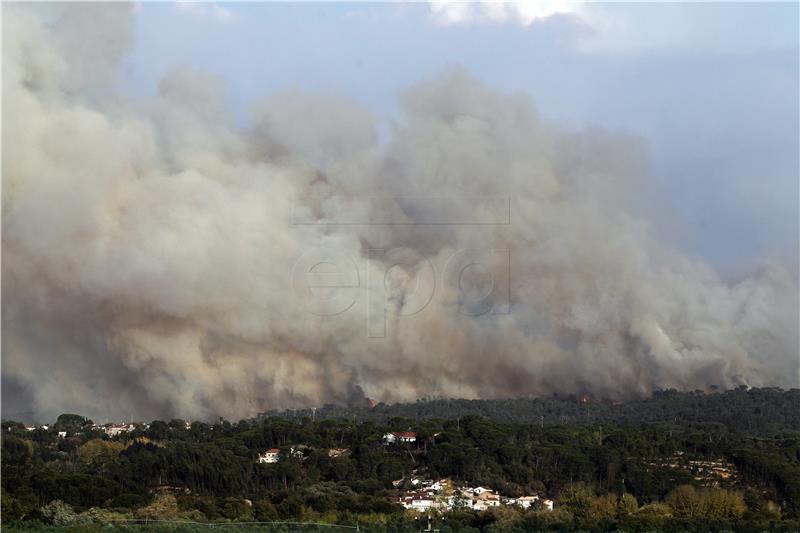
[123, 1, 800, 275]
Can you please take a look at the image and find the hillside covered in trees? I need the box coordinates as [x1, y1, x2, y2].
[3, 388, 800, 532]
[265, 387, 800, 435]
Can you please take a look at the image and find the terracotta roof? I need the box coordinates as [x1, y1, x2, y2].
[401, 491, 433, 501]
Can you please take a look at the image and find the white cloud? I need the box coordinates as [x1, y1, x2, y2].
[430, 0, 581, 28]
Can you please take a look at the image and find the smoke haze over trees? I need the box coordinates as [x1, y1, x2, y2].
[2, 3, 798, 422]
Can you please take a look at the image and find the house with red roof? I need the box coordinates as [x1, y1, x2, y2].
[258, 448, 280, 463]
[383, 431, 417, 444]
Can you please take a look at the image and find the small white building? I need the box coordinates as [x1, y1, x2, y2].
[57, 431, 67, 438]
[516, 496, 539, 509]
[426, 480, 443, 491]
[399, 491, 434, 511]
[472, 500, 487, 511]
[258, 448, 280, 464]
[105, 424, 135, 437]
[478, 492, 501, 507]
[410, 497, 434, 511]
[383, 431, 417, 444]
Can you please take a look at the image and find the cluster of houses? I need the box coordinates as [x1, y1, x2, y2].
[25, 424, 54, 433]
[644, 452, 737, 485]
[24, 425, 68, 438]
[100, 423, 139, 437]
[255, 445, 556, 514]
[256, 429, 417, 463]
[395, 478, 553, 513]
[21, 421, 144, 438]
[256, 433, 556, 515]
[257, 446, 311, 463]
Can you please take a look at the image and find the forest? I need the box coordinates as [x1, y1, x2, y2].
[3, 387, 800, 532]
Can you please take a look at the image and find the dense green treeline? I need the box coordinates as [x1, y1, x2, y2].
[268, 387, 800, 436]
[3, 388, 800, 532]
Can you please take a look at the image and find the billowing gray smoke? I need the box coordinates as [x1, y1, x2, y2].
[3, 4, 798, 422]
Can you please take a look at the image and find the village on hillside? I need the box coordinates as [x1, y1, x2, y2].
[23, 422, 143, 439]
[255, 431, 554, 513]
[393, 477, 553, 513]
[6, 392, 798, 531]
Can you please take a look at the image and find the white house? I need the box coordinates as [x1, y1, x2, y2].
[515, 496, 533, 508]
[105, 424, 135, 437]
[478, 492, 501, 507]
[410, 497, 434, 511]
[258, 448, 280, 464]
[510, 495, 554, 511]
[427, 480, 443, 491]
[383, 431, 417, 444]
[399, 492, 434, 511]
[57, 431, 67, 438]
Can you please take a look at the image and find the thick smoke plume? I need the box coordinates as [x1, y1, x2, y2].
[3, 4, 798, 421]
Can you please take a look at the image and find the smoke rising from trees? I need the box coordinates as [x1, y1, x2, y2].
[3, 4, 797, 421]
